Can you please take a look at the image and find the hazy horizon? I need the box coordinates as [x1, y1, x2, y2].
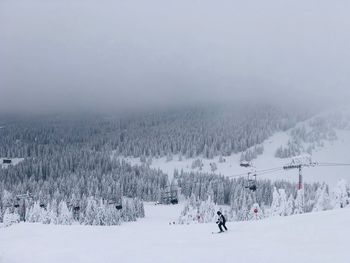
[1, 0, 350, 114]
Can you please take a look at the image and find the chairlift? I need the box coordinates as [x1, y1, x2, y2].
[170, 198, 178, 205]
[240, 161, 251, 168]
[245, 172, 257, 192]
[108, 200, 122, 210]
[13, 197, 20, 208]
[3, 159, 12, 164]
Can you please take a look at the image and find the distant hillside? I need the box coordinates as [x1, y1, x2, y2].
[0, 104, 306, 159]
[119, 107, 350, 186]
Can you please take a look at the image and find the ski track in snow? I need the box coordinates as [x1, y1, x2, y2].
[1, 203, 349, 263]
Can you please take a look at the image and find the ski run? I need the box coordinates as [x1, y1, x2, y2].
[1, 203, 349, 263]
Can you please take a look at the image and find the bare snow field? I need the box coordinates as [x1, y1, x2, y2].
[1, 203, 349, 263]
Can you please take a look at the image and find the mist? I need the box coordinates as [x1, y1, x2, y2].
[1, 0, 350, 114]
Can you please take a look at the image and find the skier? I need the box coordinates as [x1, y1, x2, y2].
[216, 211, 227, 232]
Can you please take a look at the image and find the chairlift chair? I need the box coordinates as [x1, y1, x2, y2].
[240, 161, 251, 168]
[170, 198, 178, 205]
[245, 172, 257, 192]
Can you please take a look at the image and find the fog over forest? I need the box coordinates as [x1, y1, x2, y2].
[1, 0, 350, 114]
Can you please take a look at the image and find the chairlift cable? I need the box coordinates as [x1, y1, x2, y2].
[228, 167, 283, 179]
[317, 162, 350, 167]
[227, 162, 350, 180]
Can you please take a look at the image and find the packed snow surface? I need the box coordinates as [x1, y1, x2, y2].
[1, 203, 349, 263]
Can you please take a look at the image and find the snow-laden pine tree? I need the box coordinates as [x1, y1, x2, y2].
[93, 200, 107, 226]
[84, 198, 98, 225]
[198, 196, 217, 223]
[41, 203, 53, 224]
[178, 202, 198, 225]
[312, 183, 331, 212]
[2, 208, 20, 227]
[285, 195, 294, 216]
[270, 187, 281, 216]
[178, 196, 217, 224]
[332, 179, 349, 209]
[236, 195, 250, 221]
[57, 201, 73, 225]
[47, 201, 59, 224]
[2, 190, 13, 209]
[104, 206, 121, 226]
[279, 189, 288, 216]
[269, 188, 290, 216]
[294, 189, 305, 214]
[26, 202, 46, 223]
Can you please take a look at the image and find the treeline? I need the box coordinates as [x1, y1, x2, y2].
[0, 104, 304, 160]
[2, 197, 144, 227]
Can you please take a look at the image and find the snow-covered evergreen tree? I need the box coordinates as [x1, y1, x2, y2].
[270, 187, 281, 216]
[57, 201, 73, 225]
[2, 208, 20, 227]
[313, 183, 331, 212]
[198, 196, 217, 223]
[26, 202, 46, 223]
[285, 195, 294, 216]
[294, 189, 305, 214]
[279, 189, 288, 216]
[236, 195, 250, 221]
[84, 198, 98, 225]
[332, 180, 349, 209]
[178, 196, 217, 224]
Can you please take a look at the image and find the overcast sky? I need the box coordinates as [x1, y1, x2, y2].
[1, 0, 350, 113]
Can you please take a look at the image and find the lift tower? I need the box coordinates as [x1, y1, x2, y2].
[283, 164, 303, 190]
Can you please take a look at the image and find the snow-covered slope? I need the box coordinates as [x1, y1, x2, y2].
[119, 108, 350, 186]
[1, 203, 349, 263]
